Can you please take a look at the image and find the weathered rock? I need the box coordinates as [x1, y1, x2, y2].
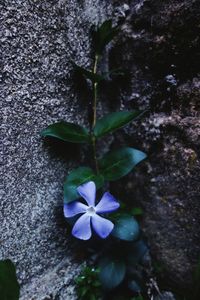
[109, 0, 200, 296]
[155, 292, 176, 300]
[1, 0, 199, 298]
[0, 1, 113, 299]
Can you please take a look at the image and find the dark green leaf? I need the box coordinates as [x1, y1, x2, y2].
[0, 260, 20, 300]
[194, 258, 200, 282]
[103, 68, 126, 79]
[99, 147, 147, 181]
[128, 280, 141, 293]
[127, 240, 148, 266]
[74, 64, 104, 83]
[41, 121, 90, 143]
[131, 207, 144, 216]
[99, 257, 126, 290]
[112, 215, 140, 241]
[75, 266, 102, 300]
[132, 296, 144, 300]
[94, 111, 141, 138]
[92, 20, 119, 55]
[64, 167, 104, 203]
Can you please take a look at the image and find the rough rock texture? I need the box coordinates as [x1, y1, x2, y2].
[155, 292, 176, 300]
[0, 1, 112, 299]
[109, 0, 200, 296]
[1, 0, 200, 299]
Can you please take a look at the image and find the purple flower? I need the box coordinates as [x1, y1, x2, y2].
[64, 181, 120, 240]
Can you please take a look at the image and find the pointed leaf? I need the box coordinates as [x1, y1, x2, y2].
[74, 64, 104, 83]
[41, 121, 90, 143]
[112, 215, 140, 241]
[102, 68, 126, 80]
[64, 167, 104, 203]
[99, 257, 126, 289]
[92, 20, 119, 55]
[94, 111, 141, 138]
[99, 147, 147, 181]
[127, 240, 148, 265]
[128, 280, 141, 293]
[0, 259, 20, 300]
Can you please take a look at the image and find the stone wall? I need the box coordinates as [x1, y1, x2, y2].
[1, 0, 199, 299]
[110, 0, 200, 296]
[1, 1, 113, 299]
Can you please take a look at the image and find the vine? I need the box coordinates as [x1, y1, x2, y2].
[41, 20, 148, 299]
[0, 18, 199, 300]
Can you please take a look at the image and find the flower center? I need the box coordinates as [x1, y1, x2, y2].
[86, 206, 96, 216]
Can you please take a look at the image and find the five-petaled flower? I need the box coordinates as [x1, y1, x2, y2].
[64, 181, 120, 240]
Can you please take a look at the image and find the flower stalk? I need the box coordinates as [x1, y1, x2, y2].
[92, 54, 99, 173]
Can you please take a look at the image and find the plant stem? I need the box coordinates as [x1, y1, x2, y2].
[92, 55, 98, 129]
[92, 54, 99, 173]
[92, 135, 99, 174]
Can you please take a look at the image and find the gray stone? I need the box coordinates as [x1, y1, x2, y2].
[155, 292, 176, 300]
[1, 0, 113, 299]
[109, 0, 200, 295]
[1, 0, 200, 298]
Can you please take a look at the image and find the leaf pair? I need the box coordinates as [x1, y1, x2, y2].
[73, 63, 104, 84]
[64, 147, 146, 203]
[74, 63, 125, 84]
[41, 110, 142, 143]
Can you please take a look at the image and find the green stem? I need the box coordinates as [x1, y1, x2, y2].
[92, 135, 99, 174]
[92, 55, 98, 129]
[92, 54, 99, 173]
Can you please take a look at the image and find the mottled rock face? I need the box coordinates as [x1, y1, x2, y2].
[1, 0, 199, 298]
[1, 0, 112, 299]
[109, 0, 200, 296]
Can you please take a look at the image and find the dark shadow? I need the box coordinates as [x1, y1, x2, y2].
[42, 136, 84, 162]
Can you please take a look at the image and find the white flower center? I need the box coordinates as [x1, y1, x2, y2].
[86, 206, 96, 216]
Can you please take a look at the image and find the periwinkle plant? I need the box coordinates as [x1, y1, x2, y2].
[41, 20, 147, 297]
[41, 20, 146, 208]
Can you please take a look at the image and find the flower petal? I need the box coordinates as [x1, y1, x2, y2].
[77, 181, 96, 206]
[95, 192, 120, 214]
[91, 214, 114, 239]
[72, 213, 92, 240]
[64, 202, 87, 218]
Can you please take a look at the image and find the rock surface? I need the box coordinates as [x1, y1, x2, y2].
[0, 1, 112, 299]
[1, 0, 200, 299]
[110, 0, 200, 296]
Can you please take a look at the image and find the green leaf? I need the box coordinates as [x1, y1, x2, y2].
[99, 257, 126, 290]
[132, 296, 144, 300]
[94, 111, 141, 138]
[127, 240, 148, 266]
[0, 260, 20, 300]
[92, 20, 118, 55]
[112, 215, 140, 241]
[41, 121, 90, 143]
[131, 207, 144, 216]
[99, 147, 147, 181]
[103, 68, 126, 78]
[74, 64, 104, 83]
[194, 257, 200, 282]
[64, 167, 104, 203]
[128, 280, 141, 293]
